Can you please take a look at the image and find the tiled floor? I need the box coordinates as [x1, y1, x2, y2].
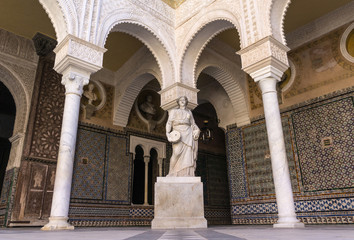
[0, 225, 353, 240]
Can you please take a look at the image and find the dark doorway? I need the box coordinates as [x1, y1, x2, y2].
[193, 102, 231, 224]
[0, 81, 16, 196]
[132, 145, 144, 204]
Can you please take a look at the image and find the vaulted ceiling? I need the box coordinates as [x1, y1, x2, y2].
[0, 0, 351, 71]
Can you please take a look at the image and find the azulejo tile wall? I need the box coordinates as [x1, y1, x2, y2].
[226, 128, 247, 200]
[291, 97, 353, 192]
[69, 124, 169, 226]
[226, 90, 354, 225]
[106, 136, 131, 203]
[71, 129, 106, 200]
[71, 124, 132, 203]
[242, 118, 299, 196]
[0, 168, 19, 226]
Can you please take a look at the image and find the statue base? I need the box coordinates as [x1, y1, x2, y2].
[151, 177, 207, 229]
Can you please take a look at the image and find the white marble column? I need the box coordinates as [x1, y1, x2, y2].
[143, 156, 150, 205]
[42, 72, 89, 230]
[158, 157, 163, 176]
[258, 78, 304, 228]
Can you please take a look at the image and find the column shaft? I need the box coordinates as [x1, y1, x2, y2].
[42, 73, 89, 230]
[144, 156, 150, 205]
[258, 78, 304, 228]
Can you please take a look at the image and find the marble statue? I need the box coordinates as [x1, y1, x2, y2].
[166, 96, 200, 177]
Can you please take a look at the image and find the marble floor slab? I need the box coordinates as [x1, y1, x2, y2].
[0, 225, 353, 240]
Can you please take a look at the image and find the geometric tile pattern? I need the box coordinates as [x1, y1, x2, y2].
[69, 206, 130, 216]
[242, 117, 298, 196]
[232, 197, 354, 215]
[205, 207, 232, 225]
[106, 136, 131, 203]
[294, 197, 354, 213]
[292, 97, 354, 192]
[130, 208, 154, 217]
[232, 214, 354, 225]
[71, 129, 106, 200]
[226, 128, 247, 199]
[232, 202, 278, 215]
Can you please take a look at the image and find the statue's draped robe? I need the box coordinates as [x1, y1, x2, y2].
[166, 108, 199, 177]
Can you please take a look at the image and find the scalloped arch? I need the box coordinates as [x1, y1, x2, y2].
[180, 9, 244, 88]
[113, 70, 161, 128]
[269, 0, 291, 45]
[196, 65, 250, 127]
[96, 10, 174, 89]
[38, 0, 77, 41]
[0, 63, 29, 135]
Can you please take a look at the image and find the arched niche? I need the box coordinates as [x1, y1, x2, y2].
[0, 64, 28, 170]
[129, 136, 166, 205]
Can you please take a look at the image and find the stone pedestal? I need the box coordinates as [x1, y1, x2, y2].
[151, 177, 207, 229]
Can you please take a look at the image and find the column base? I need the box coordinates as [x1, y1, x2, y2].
[273, 218, 305, 228]
[41, 217, 74, 231]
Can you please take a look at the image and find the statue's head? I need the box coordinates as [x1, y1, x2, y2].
[88, 83, 95, 91]
[146, 95, 153, 102]
[176, 96, 188, 108]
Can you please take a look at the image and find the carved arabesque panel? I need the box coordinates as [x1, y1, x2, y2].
[30, 61, 65, 160]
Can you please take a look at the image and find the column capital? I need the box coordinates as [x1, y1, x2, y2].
[144, 156, 150, 164]
[159, 83, 199, 110]
[61, 71, 89, 96]
[237, 36, 290, 82]
[54, 34, 106, 76]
